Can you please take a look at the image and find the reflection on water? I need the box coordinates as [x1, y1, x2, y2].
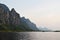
[0, 32, 17, 40]
[0, 32, 60, 40]
[18, 32, 60, 40]
[17, 32, 30, 40]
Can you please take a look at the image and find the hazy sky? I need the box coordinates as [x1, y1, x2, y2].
[1, 0, 60, 30]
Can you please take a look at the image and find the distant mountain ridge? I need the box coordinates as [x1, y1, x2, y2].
[38, 26, 52, 32]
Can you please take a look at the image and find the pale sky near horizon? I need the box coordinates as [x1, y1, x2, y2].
[0, 0, 60, 30]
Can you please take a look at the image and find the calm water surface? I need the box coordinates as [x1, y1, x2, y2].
[0, 32, 60, 40]
[18, 32, 60, 40]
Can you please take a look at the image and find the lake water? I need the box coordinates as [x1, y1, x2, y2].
[17, 32, 60, 40]
[0, 32, 60, 40]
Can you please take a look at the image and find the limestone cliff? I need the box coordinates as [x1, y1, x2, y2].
[0, 3, 20, 25]
[0, 3, 10, 24]
[20, 17, 38, 30]
[0, 3, 39, 31]
[10, 8, 20, 25]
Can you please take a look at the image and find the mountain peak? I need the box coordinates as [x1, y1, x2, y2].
[11, 8, 16, 12]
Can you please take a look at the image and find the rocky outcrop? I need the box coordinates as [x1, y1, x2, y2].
[10, 8, 20, 25]
[0, 3, 20, 25]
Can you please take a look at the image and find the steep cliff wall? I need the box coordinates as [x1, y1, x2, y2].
[0, 3, 10, 24]
[0, 3, 20, 25]
[0, 3, 39, 31]
[10, 8, 20, 25]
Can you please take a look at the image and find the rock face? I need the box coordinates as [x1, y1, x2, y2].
[0, 3, 10, 24]
[0, 3, 39, 31]
[10, 8, 20, 25]
[20, 17, 38, 30]
[0, 3, 20, 25]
